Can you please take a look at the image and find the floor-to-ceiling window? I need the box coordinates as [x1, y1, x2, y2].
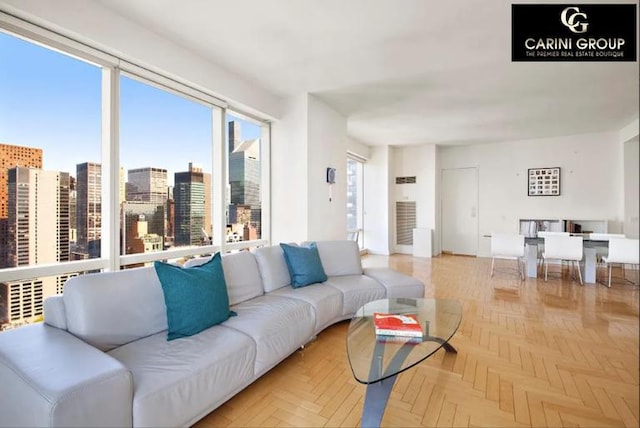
[0, 29, 101, 326]
[0, 15, 270, 330]
[346, 156, 364, 249]
[119, 74, 217, 266]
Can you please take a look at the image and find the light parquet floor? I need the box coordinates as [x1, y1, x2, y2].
[194, 254, 639, 427]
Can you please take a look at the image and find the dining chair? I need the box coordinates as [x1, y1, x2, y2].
[537, 231, 569, 272]
[490, 233, 525, 280]
[588, 233, 626, 267]
[601, 238, 639, 287]
[542, 235, 584, 284]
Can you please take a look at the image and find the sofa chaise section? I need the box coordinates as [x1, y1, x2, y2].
[0, 323, 132, 427]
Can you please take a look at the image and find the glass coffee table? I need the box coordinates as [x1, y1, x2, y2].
[347, 298, 462, 427]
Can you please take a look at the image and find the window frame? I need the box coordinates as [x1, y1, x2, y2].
[346, 153, 365, 250]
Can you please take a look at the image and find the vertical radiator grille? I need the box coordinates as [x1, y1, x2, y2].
[396, 201, 416, 245]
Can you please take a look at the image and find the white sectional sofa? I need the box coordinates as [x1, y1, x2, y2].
[0, 240, 423, 427]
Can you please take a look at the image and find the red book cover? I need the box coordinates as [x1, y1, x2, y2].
[373, 313, 423, 337]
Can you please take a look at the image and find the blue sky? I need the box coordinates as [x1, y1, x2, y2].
[0, 31, 260, 184]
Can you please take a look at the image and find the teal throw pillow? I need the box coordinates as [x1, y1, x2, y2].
[280, 242, 328, 287]
[154, 253, 234, 341]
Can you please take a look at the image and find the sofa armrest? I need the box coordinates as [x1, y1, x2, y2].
[43, 295, 67, 330]
[0, 323, 133, 427]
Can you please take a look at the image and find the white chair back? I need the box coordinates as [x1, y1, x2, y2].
[491, 233, 525, 258]
[606, 238, 639, 264]
[589, 233, 625, 241]
[543, 236, 583, 261]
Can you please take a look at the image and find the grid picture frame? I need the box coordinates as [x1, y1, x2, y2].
[528, 167, 560, 196]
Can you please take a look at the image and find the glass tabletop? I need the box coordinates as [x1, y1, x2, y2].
[346, 298, 462, 384]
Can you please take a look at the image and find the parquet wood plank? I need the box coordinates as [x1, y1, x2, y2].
[542, 403, 564, 428]
[623, 394, 640, 422]
[421, 385, 446, 427]
[609, 393, 639, 428]
[411, 378, 434, 416]
[324, 386, 361, 427]
[498, 377, 515, 414]
[472, 359, 487, 392]
[401, 368, 425, 405]
[513, 385, 531, 426]
[486, 369, 500, 402]
[525, 393, 546, 427]
[436, 400, 456, 427]
[591, 385, 624, 420]
[544, 401, 626, 426]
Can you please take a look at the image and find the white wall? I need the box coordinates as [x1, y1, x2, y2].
[271, 94, 348, 243]
[439, 131, 624, 257]
[307, 95, 347, 241]
[271, 94, 309, 243]
[346, 137, 371, 160]
[391, 144, 437, 255]
[620, 118, 639, 238]
[623, 136, 639, 238]
[0, 0, 281, 119]
[364, 146, 392, 254]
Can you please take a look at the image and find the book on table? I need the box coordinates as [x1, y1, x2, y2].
[373, 312, 423, 338]
[376, 334, 423, 344]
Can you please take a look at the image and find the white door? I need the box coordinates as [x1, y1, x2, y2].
[441, 167, 478, 255]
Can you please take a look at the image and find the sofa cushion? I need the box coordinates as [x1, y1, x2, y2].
[314, 240, 363, 276]
[269, 284, 344, 333]
[364, 267, 425, 298]
[184, 251, 264, 306]
[108, 326, 256, 427]
[324, 275, 386, 316]
[253, 245, 291, 292]
[154, 253, 233, 341]
[223, 295, 316, 376]
[280, 242, 328, 287]
[63, 266, 167, 352]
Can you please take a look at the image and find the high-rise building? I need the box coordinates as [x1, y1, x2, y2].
[174, 163, 210, 246]
[127, 167, 167, 205]
[76, 162, 101, 258]
[121, 201, 164, 254]
[227, 122, 261, 238]
[4, 166, 70, 324]
[165, 186, 174, 248]
[228, 120, 242, 153]
[0, 143, 43, 268]
[125, 167, 167, 251]
[69, 176, 77, 246]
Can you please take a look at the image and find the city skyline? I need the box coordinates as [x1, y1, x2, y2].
[0, 30, 261, 185]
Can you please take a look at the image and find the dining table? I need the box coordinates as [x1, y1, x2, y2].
[524, 235, 608, 284]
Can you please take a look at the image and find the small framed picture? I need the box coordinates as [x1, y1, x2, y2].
[528, 167, 560, 196]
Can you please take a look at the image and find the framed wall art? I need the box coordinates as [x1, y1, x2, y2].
[528, 167, 560, 196]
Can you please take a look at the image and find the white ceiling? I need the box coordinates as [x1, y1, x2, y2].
[96, 0, 639, 146]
